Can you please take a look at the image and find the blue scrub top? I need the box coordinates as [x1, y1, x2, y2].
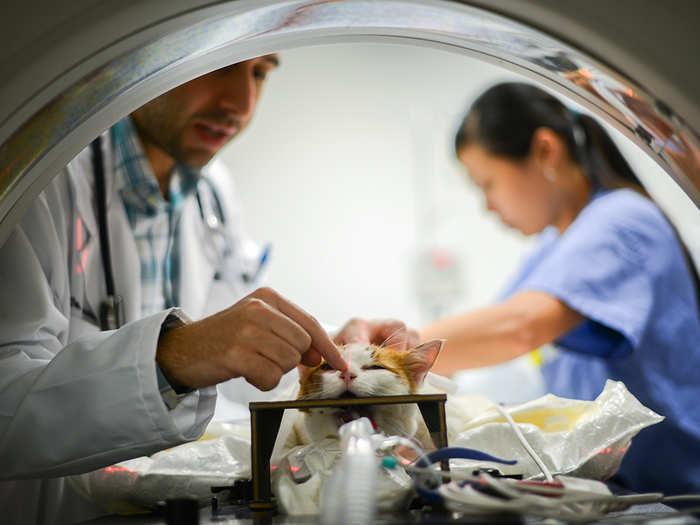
[500, 188, 700, 495]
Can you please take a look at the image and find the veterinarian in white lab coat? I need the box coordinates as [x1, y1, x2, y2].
[0, 55, 360, 524]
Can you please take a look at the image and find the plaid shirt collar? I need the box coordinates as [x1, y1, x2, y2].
[110, 117, 200, 314]
[111, 117, 199, 215]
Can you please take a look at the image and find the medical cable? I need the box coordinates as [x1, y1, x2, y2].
[425, 449, 620, 520]
[440, 476, 640, 522]
[601, 505, 700, 523]
[413, 457, 700, 521]
[419, 463, 700, 522]
[380, 419, 426, 454]
[494, 403, 554, 482]
[485, 405, 700, 518]
[409, 447, 518, 503]
[377, 434, 426, 461]
[374, 433, 443, 492]
[663, 494, 700, 503]
[413, 447, 519, 469]
[397, 408, 700, 522]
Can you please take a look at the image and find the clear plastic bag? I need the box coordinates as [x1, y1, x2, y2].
[70, 380, 662, 514]
[68, 421, 251, 513]
[448, 380, 663, 480]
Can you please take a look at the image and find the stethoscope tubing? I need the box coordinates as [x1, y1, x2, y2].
[87, 136, 228, 330]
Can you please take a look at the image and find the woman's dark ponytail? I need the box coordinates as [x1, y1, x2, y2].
[454, 82, 646, 194]
[572, 112, 647, 195]
[455, 82, 699, 303]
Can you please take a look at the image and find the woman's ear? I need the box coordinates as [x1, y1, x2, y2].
[530, 127, 567, 172]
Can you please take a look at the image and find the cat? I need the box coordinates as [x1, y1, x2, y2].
[272, 339, 444, 515]
[293, 339, 444, 447]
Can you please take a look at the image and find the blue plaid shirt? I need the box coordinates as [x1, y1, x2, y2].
[111, 117, 200, 316]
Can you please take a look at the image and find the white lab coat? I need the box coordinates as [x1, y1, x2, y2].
[0, 132, 256, 523]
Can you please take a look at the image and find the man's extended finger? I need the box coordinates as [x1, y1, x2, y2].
[253, 288, 348, 372]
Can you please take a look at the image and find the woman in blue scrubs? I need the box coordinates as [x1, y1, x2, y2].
[422, 82, 700, 496]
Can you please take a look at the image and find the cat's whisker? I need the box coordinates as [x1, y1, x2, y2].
[380, 327, 409, 349]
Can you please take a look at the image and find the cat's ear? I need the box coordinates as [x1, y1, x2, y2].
[405, 339, 445, 385]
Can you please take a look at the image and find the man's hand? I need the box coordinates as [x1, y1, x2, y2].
[333, 318, 420, 350]
[156, 287, 347, 391]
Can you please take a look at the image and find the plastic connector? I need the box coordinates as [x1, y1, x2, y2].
[320, 417, 379, 525]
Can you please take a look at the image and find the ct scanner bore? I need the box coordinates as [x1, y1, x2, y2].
[0, 0, 698, 247]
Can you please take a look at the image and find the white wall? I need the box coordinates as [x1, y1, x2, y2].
[220, 43, 530, 328]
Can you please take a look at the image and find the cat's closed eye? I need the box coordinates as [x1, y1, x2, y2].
[362, 364, 386, 370]
[319, 363, 334, 371]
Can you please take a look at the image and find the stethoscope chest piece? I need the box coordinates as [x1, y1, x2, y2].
[99, 294, 124, 331]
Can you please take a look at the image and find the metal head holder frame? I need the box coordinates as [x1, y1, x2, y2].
[248, 393, 448, 512]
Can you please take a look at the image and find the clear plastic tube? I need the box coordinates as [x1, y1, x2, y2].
[320, 418, 379, 525]
[494, 404, 554, 481]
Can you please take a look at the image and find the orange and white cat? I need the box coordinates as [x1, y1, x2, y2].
[294, 340, 444, 446]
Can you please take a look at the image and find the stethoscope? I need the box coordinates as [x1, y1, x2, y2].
[91, 137, 123, 331]
[195, 177, 271, 290]
[84, 136, 232, 330]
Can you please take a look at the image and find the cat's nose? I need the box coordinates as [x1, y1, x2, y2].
[339, 370, 357, 385]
